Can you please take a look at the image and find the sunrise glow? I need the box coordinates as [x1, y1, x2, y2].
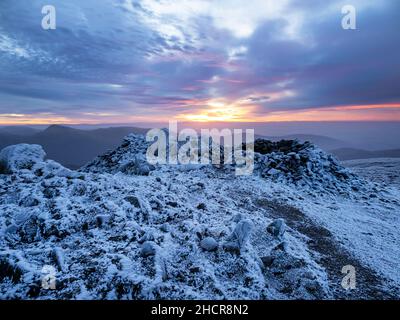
[2, 103, 400, 125]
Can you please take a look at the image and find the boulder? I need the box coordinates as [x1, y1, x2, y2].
[0, 144, 46, 174]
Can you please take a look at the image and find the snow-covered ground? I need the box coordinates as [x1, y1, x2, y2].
[343, 158, 400, 188]
[0, 138, 399, 300]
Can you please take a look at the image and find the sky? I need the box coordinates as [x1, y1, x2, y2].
[0, 0, 399, 125]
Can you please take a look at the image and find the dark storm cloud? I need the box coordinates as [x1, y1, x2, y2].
[245, 0, 400, 111]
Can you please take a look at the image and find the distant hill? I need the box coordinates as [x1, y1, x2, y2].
[0, 132, 24, 149]
[0, 126, 41, 136]
[260, 134, 349, 151]
[257, 134, 400, 160]
[331, 148, 400, 161]
[0, 125, 149, 169]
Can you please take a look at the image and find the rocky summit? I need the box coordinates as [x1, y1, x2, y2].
[0, 135, 399, 300]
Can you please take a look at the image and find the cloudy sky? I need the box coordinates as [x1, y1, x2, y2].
[0, 0, 399, 125]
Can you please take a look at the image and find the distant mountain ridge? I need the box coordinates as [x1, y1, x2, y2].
[260, 134, 349, 151]
[0, 125, 149, 169]
[331, 148, 400, 161]
[260, 134, 400, 161]
[1, 125, 400, 168]
[0, 126, 41, 136]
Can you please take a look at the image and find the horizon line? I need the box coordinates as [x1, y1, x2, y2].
[2, 120, 400, 127]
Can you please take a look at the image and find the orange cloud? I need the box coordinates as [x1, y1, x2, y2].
[256, 103, 400, 122]
[1, 103, 400, 125]
[177, 102, 400, 122]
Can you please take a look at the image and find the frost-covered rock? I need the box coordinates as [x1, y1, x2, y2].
[18, 195, 40, 207]
[232, 220, 253, 247]
[18, 216, 40, 243]
[141, 241, 157, 257]
[124, 195, 140, 207]
[81, 133, 361, 196]
[52, 247, 66, 272]
[251, 138, 362, 195]
[33, 159, 76, 179]
[200, 237, 218, 251]
[95, 214, 112, 228]
[224, 220, 253, 253]
[120, 154, 155, 176]
[0, 144, 46, 174]
[260, 255, 274, 268]
[267, 218, 286, 238]
[267, 168, 280, 176]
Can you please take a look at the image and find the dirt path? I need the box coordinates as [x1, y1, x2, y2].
[254, 198, 398, 299]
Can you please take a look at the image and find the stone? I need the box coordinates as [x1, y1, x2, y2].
[138, 232, 155, 244]
[141, 241, 156, 257]
[167, 201, 178, 208]
[120, 155, 155, 176]
[95, 214, 111, 228]
[267, 168, 280, 176]
[19, 217, 40, 243]
[267, 218, 286, 238]
[232, 219, 253, 247]
[260, 256, 275, 268]
[223, 220, 253, 253]
[200, 237, 218, 251]
[4, 225, 20, 242]
[19, 196, 39, 207]
[273, 241, 288, 252]
[160, 223, 170, 232]
[223, 241, 240, 254]
[124, 195, 141, 208]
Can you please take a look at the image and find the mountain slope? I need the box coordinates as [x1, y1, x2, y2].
[1, 136, 399, 300]
[342, 158, 400, 187]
